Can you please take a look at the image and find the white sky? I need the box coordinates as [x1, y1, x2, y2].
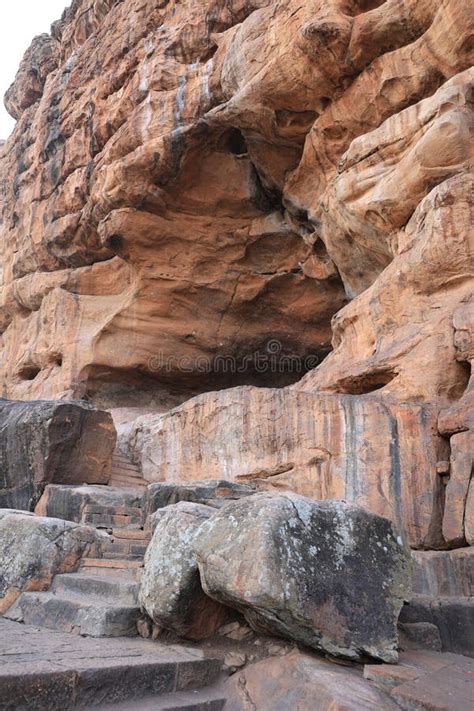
[0, 1, 70, 138]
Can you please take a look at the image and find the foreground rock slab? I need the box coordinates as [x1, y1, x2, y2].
[0, 619, 221, 710]
[195, 493, 411, 662]
[0, 399, 116, 511]
[0, 511, 101, 614]
[225, 650, 400, 711]
[140, 502, 232, 640]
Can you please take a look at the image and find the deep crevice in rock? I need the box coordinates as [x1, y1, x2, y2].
[335, 369, 397, 395]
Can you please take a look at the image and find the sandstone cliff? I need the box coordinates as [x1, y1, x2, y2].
[0, 0, 472, 547]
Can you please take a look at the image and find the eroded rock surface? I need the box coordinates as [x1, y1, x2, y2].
[194, 492, 412, 662]
[1, 0, 471, 409]
[437, 300, 474, 547]
[0, 400, 116, 511]
[0, 510, 101, 613]
[139, 501, 231, 640]
[0, 0, 354, 404]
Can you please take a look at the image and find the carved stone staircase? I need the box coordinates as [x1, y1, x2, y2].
[109, 449, 150, 490]
[4, 461, 228, 709]
[6, 510, 149, 637]
[6, 454, 152, 637]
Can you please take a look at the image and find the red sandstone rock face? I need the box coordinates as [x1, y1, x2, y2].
[0, 1, 472, 546]
[129, 388, 447, 548]
[2, 0, 470, 405]
[0, 0, 350, 403]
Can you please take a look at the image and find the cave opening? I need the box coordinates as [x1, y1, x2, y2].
[106, 233, 124, 252]
[226, 128, 248, 156]
[18, 366, 41, 381]
[82, 341, 333, 410]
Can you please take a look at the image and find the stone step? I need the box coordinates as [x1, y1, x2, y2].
[113, 528, 151, 541]
[52, 573, 139, 606]
[103, 548, 148, 560]
[113, 452, 140, 464]
[81, 565, 143, 581]
[106, 536, 149, 552]
[95, 686, 227, 710]
[84, 504, 143, 516]
[109, 476, 148, 489]
[111, 459, 143, 470]
[81, 557, 144, 569]
[109, 471, 147, 484]
[112, 463, 142, 474]
[109, 467, 145, 483]
[80, 558, 144, 580]
[0, 618, 222, 710]
[4, 591, 141, 637]
[400, 594, 474, 657]
[112, 462, 142, 474]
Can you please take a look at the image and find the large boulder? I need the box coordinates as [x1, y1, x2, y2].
[0, 399, 116, 511]
[0, 510, 102, 613]
[139, 502, 232, 640]
[194, 493, 412, 662]
[225, 650, 400, 711]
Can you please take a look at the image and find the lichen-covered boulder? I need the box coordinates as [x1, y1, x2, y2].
[139, 502, 231, 640]
[0, 511, 102, 613]
[194, 493, 412, 662]
[0, 399, 116, 511]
